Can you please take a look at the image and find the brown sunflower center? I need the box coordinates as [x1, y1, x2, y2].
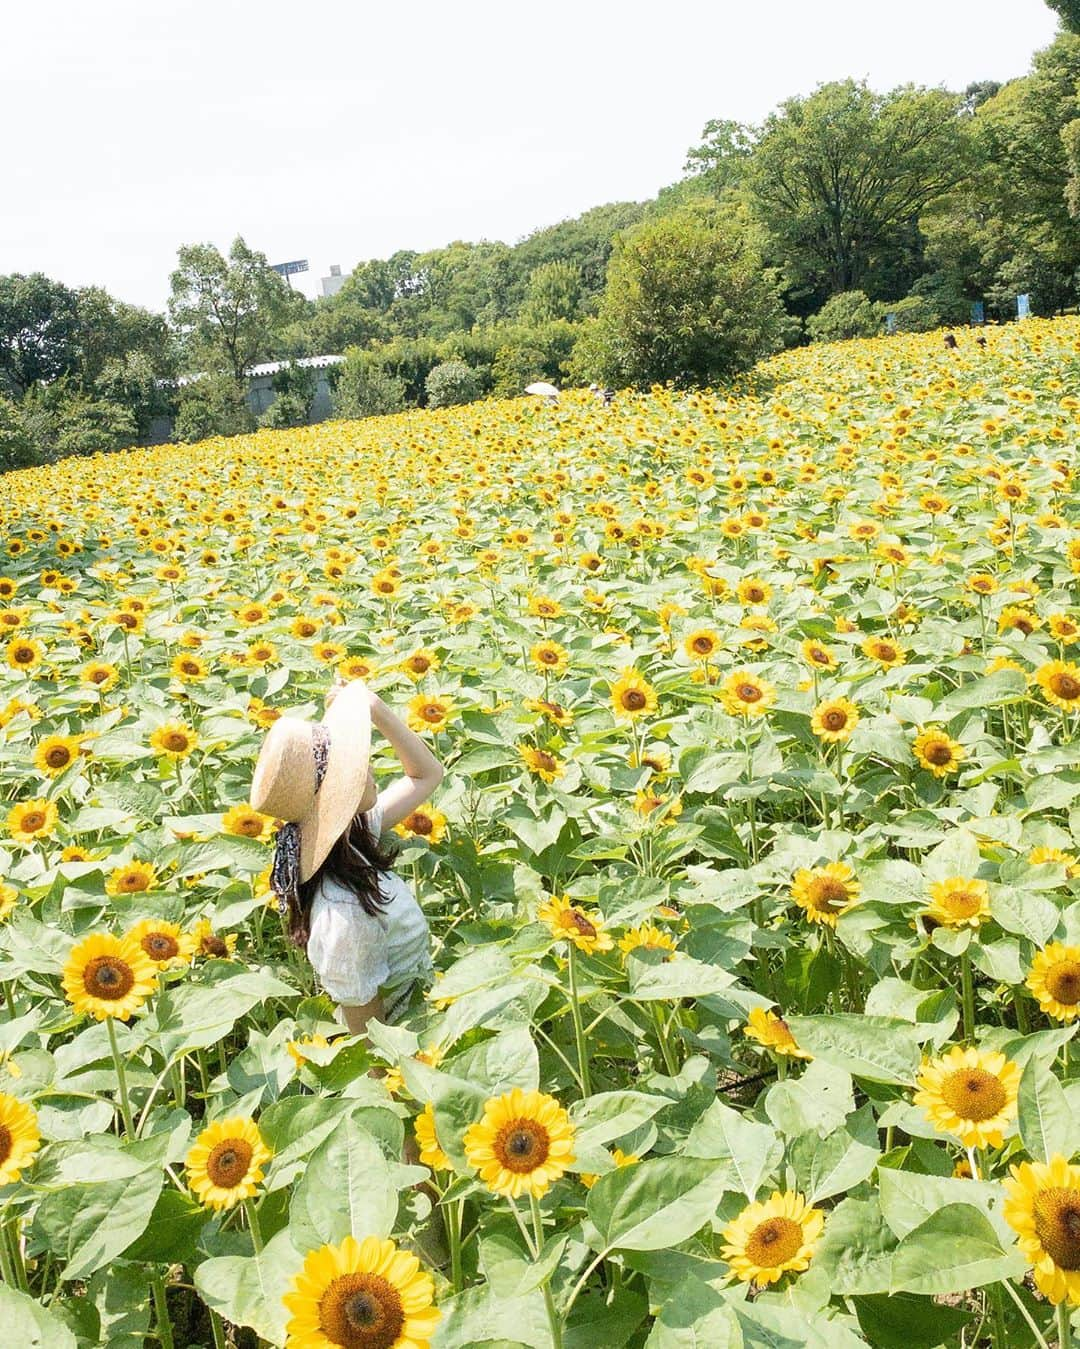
[13, 646, 34, 663]
[1047, 960, 1080, 1006]
[744, 587, 765, 603]
[410, 812, 432, 835]
[538, 648, 559, 665]
[563, 909, 597, 938]
[206, 1138, 254, 1189]
[90, 669, 110, 684]
[1051, 674, 1080, 702]
[118, 872, 150, 893]
[809, 877, 849, 910]
[745, 1216, 804, 1268]
[83, 956, 135, 1001]
[941, 1068, 1007, 1121]
[875, 644, 897, 661]
[162, 732, 190, 752]
[45, 746, 72, 767]
[809, 647, 830, 665]
[493, 1119, 550, 1174]
[924, 740, 953, 765]
[201, 935, 228, 958]
[0, 1125, 10, 1165]
[692, 637, 714, 654]
[1033, 1189, 1080, 1271]
[534, 751, 557, 772]
[20, 811, 45, 832]
[420, 704, 444, 723]
[736, 683, 762, 703]
[1014, 617, 1035, 635]
[143, 933, 179, 961]
[822, 709, 848, 731]
[622, 690, 647, 710]
[408, 656, 431, 672]
[116, 613, 138, 629]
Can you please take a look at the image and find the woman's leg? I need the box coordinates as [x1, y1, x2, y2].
[339, 993, 384, 1037]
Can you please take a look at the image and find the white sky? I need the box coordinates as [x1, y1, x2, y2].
[3, 0, 1061, 311]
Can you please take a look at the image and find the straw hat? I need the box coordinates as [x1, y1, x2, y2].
[251, 680, 372, 883]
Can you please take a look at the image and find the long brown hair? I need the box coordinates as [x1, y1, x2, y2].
[290, 809, 399, 947]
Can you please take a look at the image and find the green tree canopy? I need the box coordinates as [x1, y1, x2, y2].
[0, 273, 80, 395]
[1046, 0, 1080, 33]
[571, 203, 787, 389]
[168, 237, 298, 382]
[747, 80, 969, 299]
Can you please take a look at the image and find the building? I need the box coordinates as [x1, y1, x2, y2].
[321, 264, 346, 298]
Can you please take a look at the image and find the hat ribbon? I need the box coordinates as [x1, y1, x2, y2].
[270, 722, 331, 920]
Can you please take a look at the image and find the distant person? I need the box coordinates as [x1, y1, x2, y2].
[944, 333, 958, 350]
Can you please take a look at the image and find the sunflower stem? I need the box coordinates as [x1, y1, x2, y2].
[151, 1271, 175, 1349]
[988, 1283, 1007, 1349]
[566, 944, 592, 1098]
[5, 1214, 26, 1291]
[208, 1308, 228, 1349]
[447, 1196, 464, 1294]
[0, 1218, 15, 1288]
[528, 1192, 563, 1349]
[245, 1199, 264, 1254]
[1060, 1301, 1074, 1349]
[961, 949, 975, 1044]
[106, 1015, 135, 1136]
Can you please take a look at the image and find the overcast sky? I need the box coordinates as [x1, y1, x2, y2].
[3, 0, 1061, 312]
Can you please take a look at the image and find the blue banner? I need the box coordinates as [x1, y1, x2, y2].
[971, 301, 985, 325]
[885, 313, 897, 334]
[1017, 294, 1031, 319]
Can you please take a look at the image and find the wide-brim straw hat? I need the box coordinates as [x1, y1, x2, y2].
[250, 680, 372, 882]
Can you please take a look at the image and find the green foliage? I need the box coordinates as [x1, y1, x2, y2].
[571, 203, 786, 388]
[806, 291, 882, 342]
[491, 342, 548, 398]
[890, 295, 941, 332]
[333, 352, 408, 419]
[520, 260, 583, 324]
[0, 394, 34, 472]
[51, 393, 139, 457]
[748, 80, 969, 300]
[424, 359, 483, 408]
[1046, 0, 1080, 32]
[0, 273, 80, 396]
[258, 392, 310, 429]
[173, 372, 255, 442]
[168, 237, 298, 382]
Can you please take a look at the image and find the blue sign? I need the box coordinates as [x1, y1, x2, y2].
[885, 312, 897, 334]
[1017, 293, 1031, 319]
[271, 259, 309, 277]
[971, 301, 985, 325]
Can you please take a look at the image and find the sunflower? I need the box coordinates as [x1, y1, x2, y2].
[790, 862, 859, 927]
[463, 1087, 576, 1199]
[580, 1148, 639, 1190]
[283, 1233, 440, 1349]
[406, 694, 456, 734]
[186, 1116, 271, 1211]
[800, 638, 837, 670]
[126, 918, 197, 970]
[414, 1102, 451, 1172]
[610, 669, 658, 721]
[519, 745, 564, 783]
[720, 1191, 825, 1286]
[530, 640, 569, 674]
[1029, 846, 1080, 877]
[0, 1093, 41, 1185]
[191, 918, 238, 960]
[392, 807, 447, 845]
[1003, 1155, 1080, 1306]
[286, 1033, 332, 1069]
[923, 876, 990, 929]
[5, 636, 44, 671]
[1027, 944, 1080, 1023]
[629, 744, 671, 776]
[1036, 661, 1080, 711]
[171, 652, 209, 682]
[81, 658, 119, 690]
[743, 1008, 811, 1059]
[149, 721, 199, 758]
[32, 734, 84, 777]
[221, 803, 275, 840]
[998, 605, 1040, 637]
[861, 636, 906, 668]
[0, 882, 16, 921]
[537, 894, 614, 953]
[719, 669, 776, 718]
[399, 648, 441, 680]
[810, 697, 859, 743]
[683, 628, 721, 663]
[6, 798, 59, 843]
[527, 595, 564, 620]
[524, 697, 574, 728]
[105, 860, 158, 895]
[62, 931, 159, 1020]
[914, 1045, 1021, 1149]
[618, 923, 677, 959]
[912, 727, 966, 777]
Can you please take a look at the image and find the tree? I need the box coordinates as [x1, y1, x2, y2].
[173, 372, 255, 442]
[682, 118, 757, 194]
[520, 261, 582, 324]
[569, 203, 787, 389]
[73, 287, 174, 390]
[0, 396, 33, 471]
[424, 360, 482, 408]
[748, 81, 969, 299]
[806, 291, 882, 341]
[333, 352, 408, 419]
[168, 238, 296, 382]
[0, 274, 80, 395]
[1046, 0, 1080, 33]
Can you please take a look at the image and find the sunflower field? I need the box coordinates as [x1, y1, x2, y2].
[2, 317, 1080, 1349]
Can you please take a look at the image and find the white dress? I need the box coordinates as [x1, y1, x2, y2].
[306, 797, 432, 1017]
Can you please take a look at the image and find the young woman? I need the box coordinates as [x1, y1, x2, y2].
[294, 682, 444, 1037]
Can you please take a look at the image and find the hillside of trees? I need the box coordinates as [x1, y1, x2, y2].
[4, 19, 1080, 470]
